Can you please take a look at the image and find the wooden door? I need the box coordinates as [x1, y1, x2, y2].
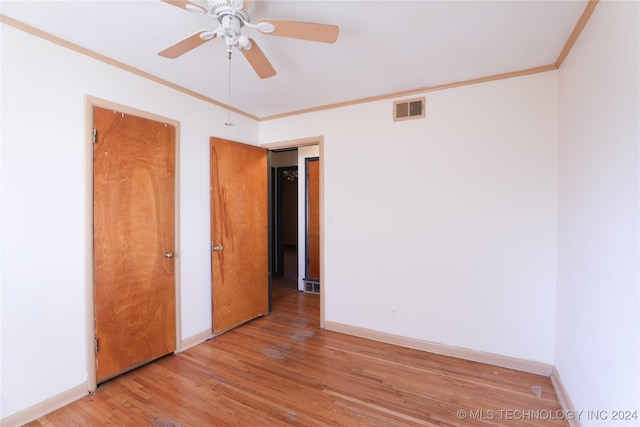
[210, 137, 268, 334]
[94, 107, 176, 383]
[306, 158, 320, 281]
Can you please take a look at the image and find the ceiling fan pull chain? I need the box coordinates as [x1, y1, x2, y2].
[225, 47, 234, 126]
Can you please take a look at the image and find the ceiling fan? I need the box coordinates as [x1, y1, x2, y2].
[158, 0, 339, 79]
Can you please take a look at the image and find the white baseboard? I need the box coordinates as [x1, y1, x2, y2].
[323, 321, 553, 376]
[179, 329, 213, 352]
[550, 366, 581, 427]
[0, 383, 88, 427]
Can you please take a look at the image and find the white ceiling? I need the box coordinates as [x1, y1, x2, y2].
[1, 0, 587, 119]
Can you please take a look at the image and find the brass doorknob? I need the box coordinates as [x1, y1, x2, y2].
[212, 245, 224, 252]
[164, 252, 175, 258]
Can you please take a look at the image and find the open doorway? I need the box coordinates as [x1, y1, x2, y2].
[270, 150, 299, 296]
[269, 145, 321, 296]
[275, 166, 298, 278]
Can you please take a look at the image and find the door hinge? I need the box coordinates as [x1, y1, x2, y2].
[94, 337, 99, 352]
[93, 128, 97, 144]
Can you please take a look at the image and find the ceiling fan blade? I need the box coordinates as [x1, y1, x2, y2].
[158, 31, 216, 58]
[241, 39, 276, 79]
[257, 19, 339, 43]
[161, 0, 208, 14]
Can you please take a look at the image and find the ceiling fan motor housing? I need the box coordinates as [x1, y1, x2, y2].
[211, 1, 250, 23]
[209, 1, 252, 48]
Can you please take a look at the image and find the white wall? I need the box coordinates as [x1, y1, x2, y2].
[0, 23, 258, 419]
[556, 1, 639, 424]
[261, 71, 559, 364]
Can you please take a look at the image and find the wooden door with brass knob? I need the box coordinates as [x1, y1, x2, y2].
[93, 106, 176, 382]
[210, 137, 268, 334]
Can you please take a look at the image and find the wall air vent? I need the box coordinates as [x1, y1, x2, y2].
[393, 97, 426, 122]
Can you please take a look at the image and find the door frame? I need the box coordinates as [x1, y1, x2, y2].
[262, 136, 325, 328]
[83, 96, 182, 392]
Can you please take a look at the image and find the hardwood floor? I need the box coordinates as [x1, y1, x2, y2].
[28, 253, 567, 426]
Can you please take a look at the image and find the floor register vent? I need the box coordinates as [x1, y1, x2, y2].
[304, 280, 320, 294]
[394, 97, 425, 121]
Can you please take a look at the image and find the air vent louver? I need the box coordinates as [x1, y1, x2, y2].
[394, 97, 425, 121]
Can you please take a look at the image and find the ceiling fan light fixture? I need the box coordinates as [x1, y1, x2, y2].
[237, 35, 251, 49]
[224, 34, 236, 46]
